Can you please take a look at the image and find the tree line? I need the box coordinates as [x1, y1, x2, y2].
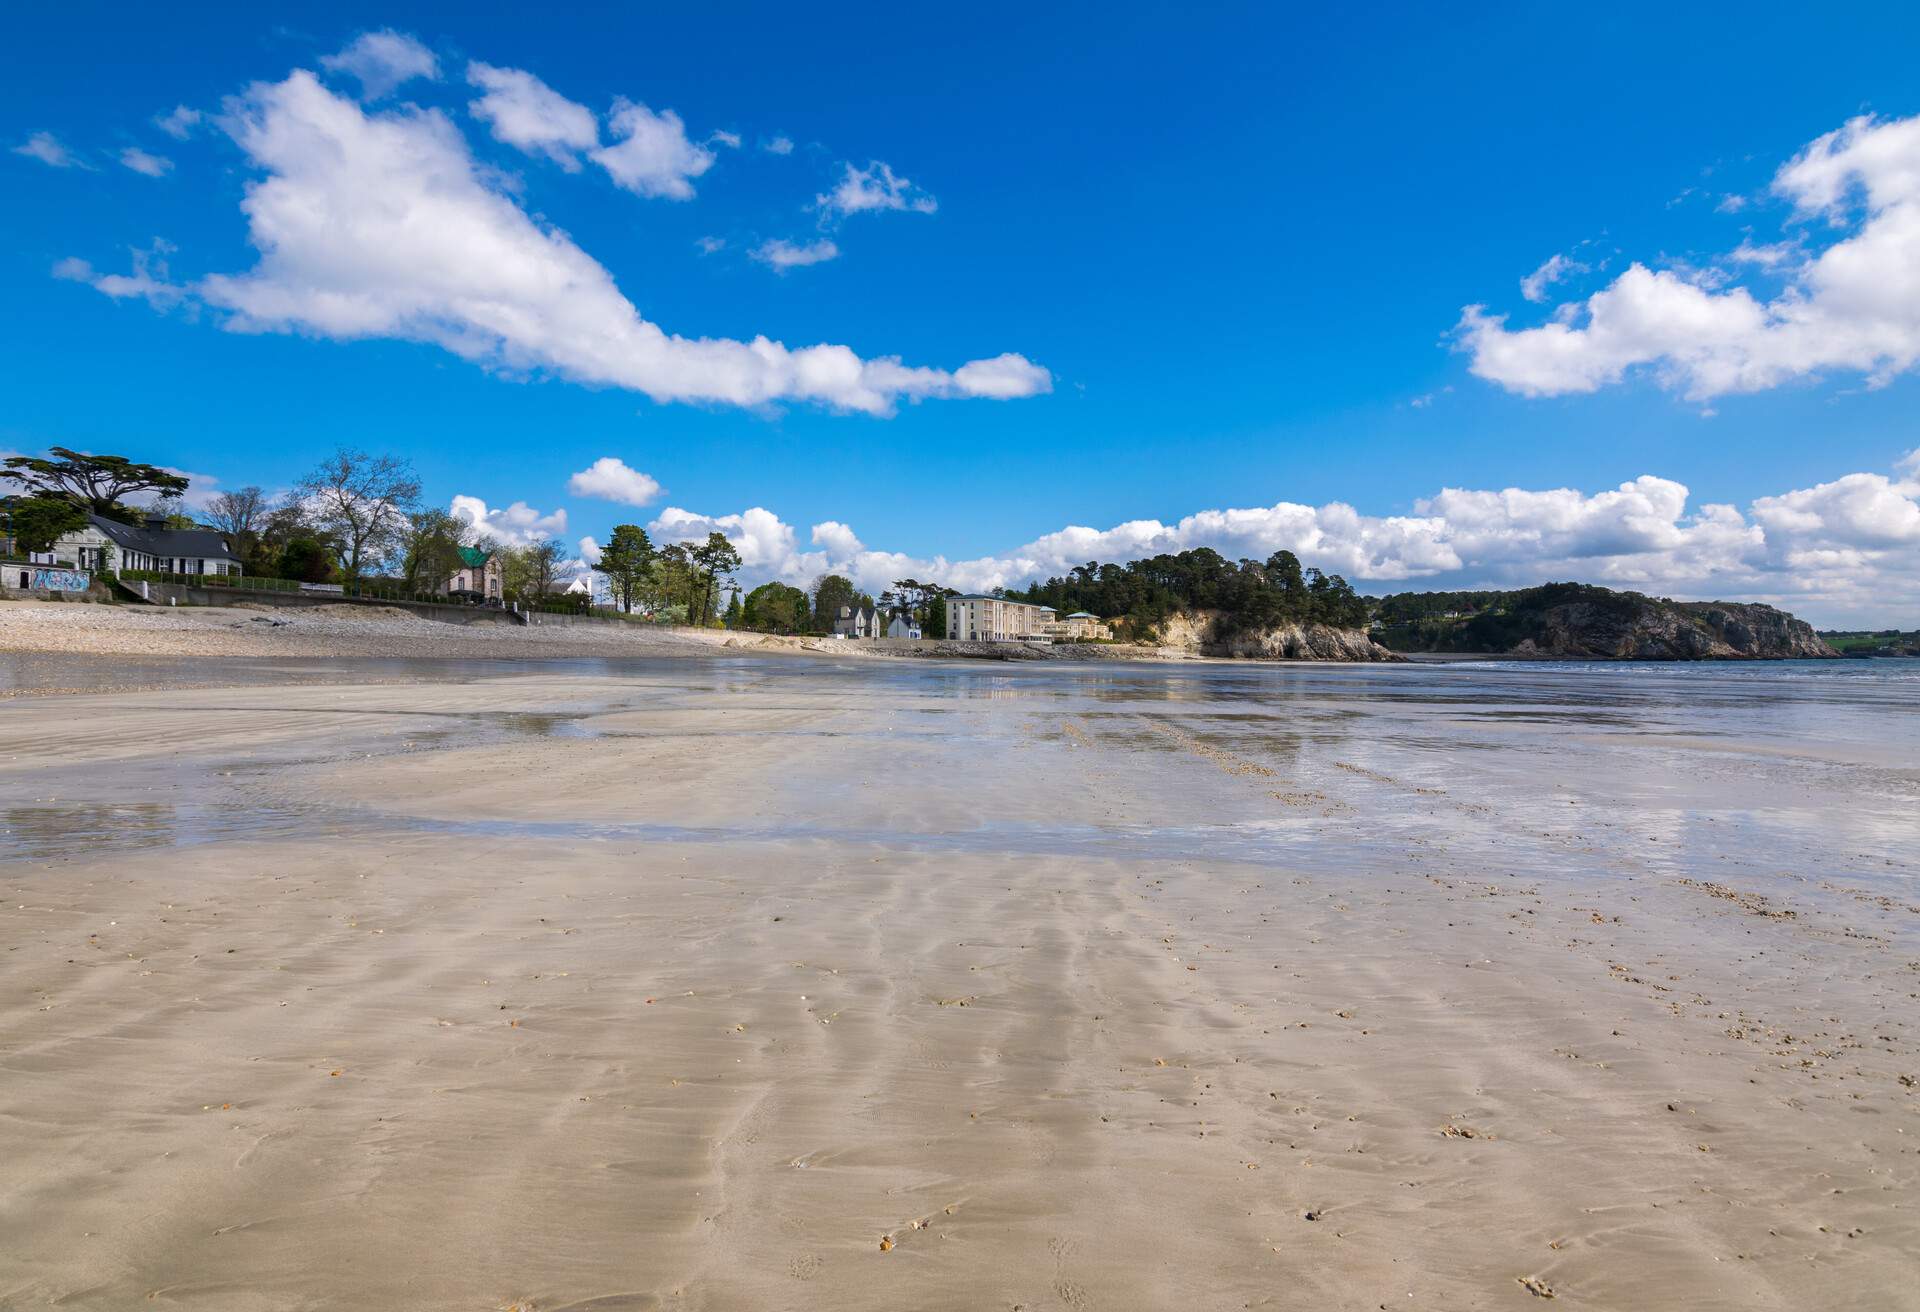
[1009, 547, 1369, 637]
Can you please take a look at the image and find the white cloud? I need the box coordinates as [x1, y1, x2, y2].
[449, 494, 567, 546]
[1519, 252, 1587, 303]
[465, 62, 598, 169]
[709, 129, 741, 149]
[589, 99, 713, 200]
[751, 237, 839, 271]
[155, 106, 202, 140]
[1463, 112, 1920, 400]
[817, 160, 936, 217]
[13, 132, 88, 169]
[53, 242, 186, 308]
[162, 70, 1044, 416]
[763, 135, 794, 156]
[321, 30, 440, 100]
[694, 235, 725, 255]
[578, 535, 603, 565]
[120, 147, 173, 177]
[568, 456, 662, 506]
[645, 452, 1920, 627]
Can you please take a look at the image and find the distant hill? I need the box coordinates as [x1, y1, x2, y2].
[1818, 629, 1920, 657]
[1371, 582, 1838, 660]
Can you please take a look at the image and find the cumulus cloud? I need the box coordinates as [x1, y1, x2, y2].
[1519, 252, 1587, 303]
[155, 105, 202, 140]
[1463, 112, 1920, 400]
[119, 147, 173, 177]
[642, 453, 1920, 627]
[817, 160, 936, 217]
[13, 132, 88, 169]
[128, 70, 1046, 416]
[568, 456, 662, 506]
[751, 237, 839, 271]
[321, 30, 440, 100]
[590, 99, 714, 199]
[465, 62, 598, 169]
[577, 535, 603, 565]
[763, 134, 794, 156]
[709, 129, 741, 149]
[449, 494, 567, 546]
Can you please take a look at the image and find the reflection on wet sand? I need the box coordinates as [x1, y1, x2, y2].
[0, 654, 1915, 1311]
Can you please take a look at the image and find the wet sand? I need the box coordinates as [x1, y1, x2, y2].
[2, 656, 1916, 1309]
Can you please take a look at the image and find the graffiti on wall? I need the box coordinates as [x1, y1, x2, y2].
[30, 568, 90, 592]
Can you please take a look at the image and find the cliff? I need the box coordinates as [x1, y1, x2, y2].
[1378, 584, 1837, 660]
[1152, 611, 1402, 661]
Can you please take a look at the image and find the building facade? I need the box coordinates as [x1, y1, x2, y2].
[444, 547, 502, 602]
[833, 603, 881, 638]
[51, 513, 244, 576]
[946, 595, 1056, 642]
[1046, 611, 1113, 641]
[886, 612, 922, 640]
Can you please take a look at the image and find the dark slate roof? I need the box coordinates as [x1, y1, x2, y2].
[90, 514, 240, 562]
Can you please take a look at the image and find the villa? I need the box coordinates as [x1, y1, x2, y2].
[833, 603, 881, 639]
[50, 512, 244, 577]
[443, 546, 502, 602]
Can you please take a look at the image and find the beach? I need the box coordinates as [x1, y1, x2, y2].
[2, 637, 1916, 1309]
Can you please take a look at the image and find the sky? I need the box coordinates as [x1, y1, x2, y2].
[4, 2, 1919, 626]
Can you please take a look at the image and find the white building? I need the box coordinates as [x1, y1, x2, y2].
[886, 612, 922, 640]
[946, 595, 1055, 642]
[52, 513, 244, 577]
[833, 603, 881, 639]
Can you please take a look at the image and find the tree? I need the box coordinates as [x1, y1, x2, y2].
[520, 538, 566, 601]
[741, 581, 808, 633]
[277, 537, 335, 583]
[925, 591, 949, 639]
[1, 495, 90, 553]
[400, 509, 473, 593]
[3, 447, 188, 522]
[294, 449, 421, 584]
[207, 486, 268, 559]
[810, 573, 858, 632]
[596, 524, 654, 614]
[723, 588, 743, 628]
[689, 532, 742, 626]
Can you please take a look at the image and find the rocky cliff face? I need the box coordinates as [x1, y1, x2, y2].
[1153, 611, 1401, 661]
[1509, 599, 1837, 660]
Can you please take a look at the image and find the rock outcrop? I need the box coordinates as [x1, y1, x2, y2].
[1153, 611, 1401, 662]
[1385, 584, 1837, 660]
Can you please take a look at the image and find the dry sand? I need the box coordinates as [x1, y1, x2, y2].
[1, 644, 1916, 1309]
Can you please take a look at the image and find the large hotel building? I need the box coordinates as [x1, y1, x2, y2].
[946, 595, 1056, 642]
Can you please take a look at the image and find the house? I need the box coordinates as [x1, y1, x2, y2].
[443, 546, 502, 602]
[52, 513, 244, 577]
[1047, 611, 1112, 641]
[946, 595, 1055, 642]
[886, 611, 922, 640]
[833, 603, 881, 639]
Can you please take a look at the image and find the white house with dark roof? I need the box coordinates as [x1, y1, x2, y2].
[52, 513, 244, 577]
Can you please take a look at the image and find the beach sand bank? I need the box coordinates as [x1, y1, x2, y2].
[1, 654, 1915, 1309]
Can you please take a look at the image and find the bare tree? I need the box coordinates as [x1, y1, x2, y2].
[525, 538, 566, 600]
[206, 486, 267, 537]
[294, 450, 421, 583]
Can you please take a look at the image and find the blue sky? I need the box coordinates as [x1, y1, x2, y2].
[5, 3, 1920, 623]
